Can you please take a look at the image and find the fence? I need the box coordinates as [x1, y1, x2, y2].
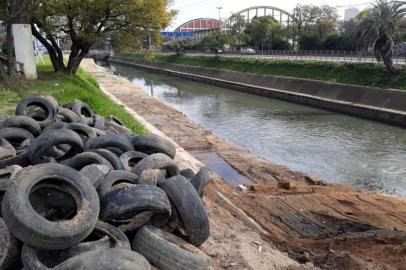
[161, 50, 406, 65]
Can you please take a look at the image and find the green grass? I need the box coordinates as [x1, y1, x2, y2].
[0, 58, 146, 134]
[119, 52, 406, 90]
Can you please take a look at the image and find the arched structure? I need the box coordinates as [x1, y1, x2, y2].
[230, 6, 296, 26]
[174, 18, 221, 33]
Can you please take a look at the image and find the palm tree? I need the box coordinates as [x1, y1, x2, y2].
[356, 0, 406, 74]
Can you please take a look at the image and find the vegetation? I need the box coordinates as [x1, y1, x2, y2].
[118, 53, 406, 90]
[356, 0, 406, 73]
[29, 0, 175, 75]
[0, 58, 145, 134]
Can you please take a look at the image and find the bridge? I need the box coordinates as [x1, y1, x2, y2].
[228, 6, 296, 26]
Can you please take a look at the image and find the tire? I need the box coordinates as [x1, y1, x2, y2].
[80, 165, 111, 189]
[106, 115, 125, 127]
[65, 123, 97, 144]
[0, 152, 30, 169]
[97, 170, 139, 199]
[54, 248, 150, 270]
[21, 221, 130, 269]
[90, 149, 124, 170]
[85, 134, 133, 155]
[138, 169, 165, 186]
[129, 134, 176, 159]
[131, 153, 179, 181]
[0, 127, 35, 147]
[161, 203, 180, 233]
[0, 218, 22, 270]
[93, 128, 106, 137]
[15, 96, 58, 128]
[160, 175, 210, 246]
[0, 138, 16, 160]
[15, 139, 31, 154]
[73, 117, 94, 126]
[58, 107, 81, 123]
[106, 121, 131, 135]
[0, 116, 41, 137]
[120, 151, 148, 171]
[62, 152, 113, 171]
[93, 115, 106, 130]
[2, 164, 100, 250]
[100, 184, 171, 228]
[190, 167, 211, 197]
[71, 101, 95, 119]
[132, 226, 210, 270]
[180, 168, 195, 179]
[28, 129, 84, 164]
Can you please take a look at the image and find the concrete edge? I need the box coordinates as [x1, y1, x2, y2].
[110, 58, 406, 128]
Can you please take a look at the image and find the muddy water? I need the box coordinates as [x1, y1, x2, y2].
[106, 63, 406, 196]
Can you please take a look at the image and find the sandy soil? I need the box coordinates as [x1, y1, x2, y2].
[81, 59, 406, 270]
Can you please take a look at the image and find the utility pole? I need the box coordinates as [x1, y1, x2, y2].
[217, 6, 223, 32]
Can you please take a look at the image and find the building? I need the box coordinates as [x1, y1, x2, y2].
[344, 8, 359, 21]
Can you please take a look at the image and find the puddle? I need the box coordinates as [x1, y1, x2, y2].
[193, 151, 252, 186]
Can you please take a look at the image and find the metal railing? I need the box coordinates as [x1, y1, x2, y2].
[161, 50, 406, 65]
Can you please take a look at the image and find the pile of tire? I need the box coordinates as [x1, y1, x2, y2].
[0, 96, 211, 270]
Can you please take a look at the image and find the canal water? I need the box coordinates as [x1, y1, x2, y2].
[105, 62, 406, 196]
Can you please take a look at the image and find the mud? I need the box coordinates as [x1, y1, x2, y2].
[82, 59, 406, 270]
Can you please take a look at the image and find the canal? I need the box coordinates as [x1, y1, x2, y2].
[105, 62, 406, 196]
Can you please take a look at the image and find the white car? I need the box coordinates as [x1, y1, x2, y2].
[240, 48, 256, 55]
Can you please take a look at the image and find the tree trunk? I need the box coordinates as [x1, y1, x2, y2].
[65, 43, 90, 75]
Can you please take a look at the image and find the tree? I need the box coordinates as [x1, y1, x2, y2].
[197, 32, 234, 53]
[244, 16, 283, 52]
[164, 38, 194, 55]
[356, 0, 406, 73]
[29, 0, 175, 75]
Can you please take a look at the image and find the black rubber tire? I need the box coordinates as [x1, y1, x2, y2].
[0, 151, 30, 169]
[0, 138, 16, 160]
[15, 96, 58, 128]
[85, 134, 133, 155]
[161, 202, 180, 233]
[93, 115, 106, 130]
[80, 165, 111, 189]
[58, 108, 81, 123]
[97, 170, 139, 199]
[53, 248, 150, 270]
[190, 167, 211, 197]
[160, 175, 210, 246]
[93, 128, 106, 137]
[0, 218, 22, 270]
[2, 164, 100, 250]
[73, 117, 94, 126]
[65, 123, 97, 144]
[28, 129, 84, 164]
[106, 121, 131, 135]
[21, 221, 130, 269]
[180, 168, 195, 179]
[132, 225, 210, 270]
[120, 151, 148, 171]
[106, 115, 125, 127]
[0, 116, 41, 137]
[129, 134, 176, 159]
[0, 127, 35, 147]
[131, 153, 179, 180]
[90, 149, 124, 170]
[100, 184, 171, 228]
[71, 101, 95, 119]
[138, 169, 165, 186]
[62, 152, 113, 171]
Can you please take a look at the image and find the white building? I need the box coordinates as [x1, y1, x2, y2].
[344, 8, 359, 21]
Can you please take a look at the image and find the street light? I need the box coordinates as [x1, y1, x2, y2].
[217, 6, 223, 31]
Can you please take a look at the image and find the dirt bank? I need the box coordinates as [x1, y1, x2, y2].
[82, 59, 406, 270]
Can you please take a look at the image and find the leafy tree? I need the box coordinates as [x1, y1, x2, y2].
[244, 16, 283, 52]
[197, 32, 234, 53]
[164, 38, 194, 55]
[30, 0, 175, 75]
[356, 0, 406, 73]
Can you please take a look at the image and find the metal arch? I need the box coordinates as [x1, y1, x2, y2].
[174, 18, 221, 32]
[231, 6, 296, 24]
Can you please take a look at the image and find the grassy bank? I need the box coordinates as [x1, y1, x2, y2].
[0, 59, 145, 134]
[119, 52, 406, 90]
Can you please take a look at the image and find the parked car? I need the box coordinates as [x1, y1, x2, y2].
[240, 48, 256, 55]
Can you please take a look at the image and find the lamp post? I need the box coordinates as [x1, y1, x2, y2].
[217, 6, 223, 32]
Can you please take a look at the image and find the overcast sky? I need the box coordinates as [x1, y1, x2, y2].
[168, 0, 374, 30]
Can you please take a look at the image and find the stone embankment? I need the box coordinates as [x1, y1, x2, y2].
[82, 58, 406, 270]
[111, 58, 406, 128]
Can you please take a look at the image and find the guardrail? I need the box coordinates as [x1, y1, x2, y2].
[160, 50, 406, 65]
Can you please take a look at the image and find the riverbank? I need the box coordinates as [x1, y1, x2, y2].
[0, 59, 145, 134]
[118, 52, 406, 90]
[83, 58, 406, 270]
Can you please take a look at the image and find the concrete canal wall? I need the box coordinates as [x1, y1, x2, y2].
[109, 58, 406, 127]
